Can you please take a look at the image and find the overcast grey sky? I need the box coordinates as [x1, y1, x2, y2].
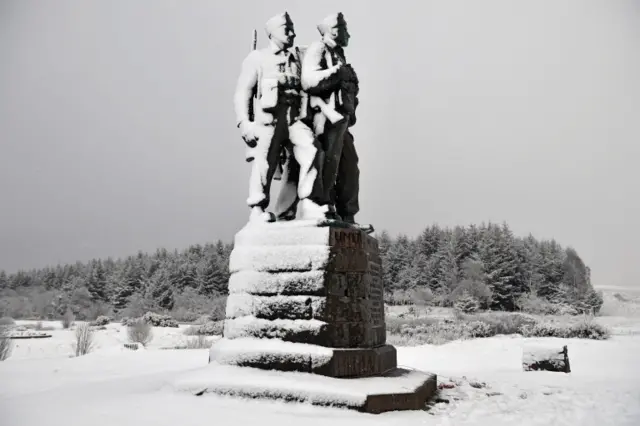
[1, 0, 639, 288]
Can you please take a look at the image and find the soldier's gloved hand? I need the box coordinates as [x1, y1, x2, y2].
[337, 63, 353, 81]
[239, 121, 258, 148]
[339, 64, 356, 82]
[348, 65, 359, 84]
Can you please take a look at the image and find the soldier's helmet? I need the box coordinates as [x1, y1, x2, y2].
[317, 12, 346, 36]
[265, 12, 294, 37]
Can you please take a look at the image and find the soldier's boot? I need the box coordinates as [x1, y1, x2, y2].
[340, 215, 374, 234]
[298, 198, 329, 220]
[325, 205, 341, 220]
[249, 206, 276, 223]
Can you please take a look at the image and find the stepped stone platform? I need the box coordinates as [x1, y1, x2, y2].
[187, 220, 436, 413]
[172, 363, 437, 414]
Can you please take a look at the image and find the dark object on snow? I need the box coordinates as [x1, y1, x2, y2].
[123, 342, 142, 350]
[523, 344, 571, 373]
[8, 333, 52, 339]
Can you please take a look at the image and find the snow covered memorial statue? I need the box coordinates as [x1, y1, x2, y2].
[170, 12, 436, 414]
[234, 12, 326, 223]
[302, 13, 366, 229]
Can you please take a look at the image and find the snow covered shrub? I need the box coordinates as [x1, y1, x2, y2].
[0, 317, 15, 326]
[386, 317, 440, 345]
[171, 307, 200, 323]
[428, 320, 473, 344]
[123, 312, 178, 327]
[185, 335, 212, 349]
[193, 314, 213, 325]
[566, 316, 609, 340]
[141, 312, 179, 328]
[468, 312, 538, 336]
[516, 293, 558, 315]
[386, 316, 438, 335]
[209, 296, 227, 322]
[521, 321, 563, 338]
[385, 316, 404, 335]
[184, 321, 223, 336]
[61, 309, 74, 329]
[388, 313, 538, 346]
[552, 304, 579, 316]
[0, 328, 12, 361]
[73, 323, 94, 356]
[127, 319, 153, 346]
[521, 317, 609, 340]
[517, 293, 581, 316]
[453, 293, 480, 314]
[388, 317, 492, 345]
[466, 321, 493, 338]
[575, 289, 604, 315]
[90, 316, 111, 327]
[386, 289, 414, 306]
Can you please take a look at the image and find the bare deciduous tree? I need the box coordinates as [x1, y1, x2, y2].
[0, 328, 13, 361]
[62, 309, 75, 329]
[127, 320, 153, 347]
[185, 335, 212, 349]
[73, 323, 94, 356]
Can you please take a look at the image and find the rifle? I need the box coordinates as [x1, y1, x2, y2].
[248, 29, 258, 122]
[243, 29, 259, 163]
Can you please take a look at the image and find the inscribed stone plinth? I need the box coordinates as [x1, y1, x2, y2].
[211, 222, 395, 378]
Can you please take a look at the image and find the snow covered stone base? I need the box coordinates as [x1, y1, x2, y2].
[216, 221, 392, 375]
[171, 363, 437, 414]
[203, 220, 437, 412]
[209, 337, 398, 378]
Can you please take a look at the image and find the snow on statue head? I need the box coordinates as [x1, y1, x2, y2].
[265, 12, 296, 50]
[317, 12, 350, 47]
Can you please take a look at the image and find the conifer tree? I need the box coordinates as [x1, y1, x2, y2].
[86, 260, 108, 302]
[384, 235, 414, 291]
[431, 237, 458, 296]
[538, 240, 566, 302]
[417, 225, 444, 258]
[454, 291, 480, 314]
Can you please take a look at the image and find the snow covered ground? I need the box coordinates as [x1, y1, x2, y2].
[2, 293, 640, 426]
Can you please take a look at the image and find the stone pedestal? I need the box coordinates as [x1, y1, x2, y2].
[201, 221, 436, 413]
